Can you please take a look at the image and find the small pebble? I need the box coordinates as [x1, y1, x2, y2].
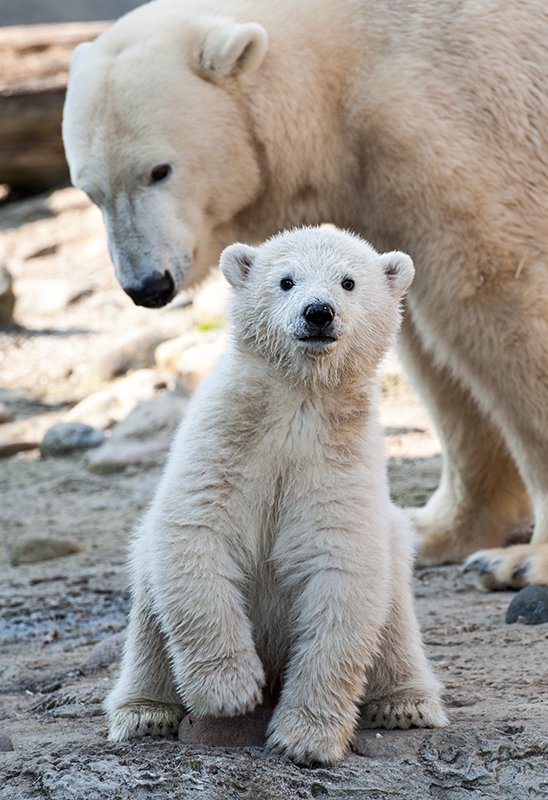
[10, 535, 82, 566]
[506, 585, 548, 625]
[40, 422, 105, 456]
[0, 733, 14, 751]
[81, 631, 126, 671]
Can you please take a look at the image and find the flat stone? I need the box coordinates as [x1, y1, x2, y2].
[178, 702, 275, 748]
[85, 440, 171, 474]
[40, 422, 104, 456]
[506, 585, 548, 625]
[0, 733, 14, 752]
[81, 631, 126, 671]
[10, 534, 82, 566]
[0, 439, 38, 458]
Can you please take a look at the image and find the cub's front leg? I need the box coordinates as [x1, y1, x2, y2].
[150, 522, 265, 717]
[266, 523, 390, 766]
[105, 529, 187, 741]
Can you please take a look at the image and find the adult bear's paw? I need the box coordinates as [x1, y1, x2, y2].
[463, 543, 548, 590]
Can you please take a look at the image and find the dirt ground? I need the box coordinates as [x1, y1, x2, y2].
[1, 189, 547, 799]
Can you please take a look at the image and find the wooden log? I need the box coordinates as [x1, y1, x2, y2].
[0, 22, 111, 191]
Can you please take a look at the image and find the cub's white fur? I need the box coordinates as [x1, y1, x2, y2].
[105, 227, 447, 765]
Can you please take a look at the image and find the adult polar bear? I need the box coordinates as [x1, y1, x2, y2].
[63, 0, 548, 590]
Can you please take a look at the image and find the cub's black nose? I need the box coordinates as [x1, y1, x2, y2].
[124, 270, 175, 308]
[303, 303, 335, 328]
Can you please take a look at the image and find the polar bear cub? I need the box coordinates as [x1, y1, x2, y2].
[105, 226, 447, 765]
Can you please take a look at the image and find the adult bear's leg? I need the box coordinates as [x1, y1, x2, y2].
[398, 310, 531, 566]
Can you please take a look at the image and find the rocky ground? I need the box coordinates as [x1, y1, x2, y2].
[0, 188, 547, 798]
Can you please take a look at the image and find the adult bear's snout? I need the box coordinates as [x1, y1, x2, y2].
[124, 270, 175, 308]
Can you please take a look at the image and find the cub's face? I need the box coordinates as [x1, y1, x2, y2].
[220, 227, 414, 384]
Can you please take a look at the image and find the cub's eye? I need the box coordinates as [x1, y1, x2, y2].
[150, 164, 172, 184]
[280, 277, 294, 291]
[341, 278, 355, 291]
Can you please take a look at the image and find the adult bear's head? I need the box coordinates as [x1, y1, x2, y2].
[62, 0, 269, 307]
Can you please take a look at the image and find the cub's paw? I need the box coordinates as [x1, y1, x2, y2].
[463, 544, 548, 590]
[107, 701, 186, 742]
[183, 652, 265, 718]
[266, 705, 350, 767]
[360, 692, 448, 730]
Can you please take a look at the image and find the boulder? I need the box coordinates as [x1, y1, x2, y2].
[63, 369, 165, 430]
[40, 421, 104, 456]
[85, 390, 189, 474]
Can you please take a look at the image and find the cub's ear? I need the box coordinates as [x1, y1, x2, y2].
[69, 41, 93, 73]
[198, 22, 268, 82]
[379, 251, 415, 297]
[220, 243, 257, 289]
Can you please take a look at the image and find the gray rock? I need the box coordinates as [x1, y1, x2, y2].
[10, 535, 82, 566]
[40, 422, 105, 456]
[81, 631, 126, 671]
[0, 733, 13, 752]
[506, 584, 548, 624]
[0, 265, 15, 326]
[107, 391, 189, 442]
[85, 391, 188, 474]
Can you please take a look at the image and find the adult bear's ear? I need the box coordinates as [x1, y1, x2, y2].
[220, 243, 257, 289]
[198, 22, 268, 82]
[379, 251, 415, 298]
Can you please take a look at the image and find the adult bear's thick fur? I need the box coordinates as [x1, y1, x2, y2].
[63, 0, 548, 588]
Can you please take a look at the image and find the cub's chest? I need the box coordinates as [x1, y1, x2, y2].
[260, 400, 327, 459]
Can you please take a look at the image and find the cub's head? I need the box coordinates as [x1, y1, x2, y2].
[220, 226, 414, 385]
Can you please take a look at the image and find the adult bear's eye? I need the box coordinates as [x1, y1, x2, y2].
[150, 164, 172, 184]
[341, 278, 355, 291]
[280, 278, 294, 291]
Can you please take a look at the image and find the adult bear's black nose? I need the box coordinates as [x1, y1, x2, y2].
[124, 270, 175, 308]
[303, 303, 335, 328]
